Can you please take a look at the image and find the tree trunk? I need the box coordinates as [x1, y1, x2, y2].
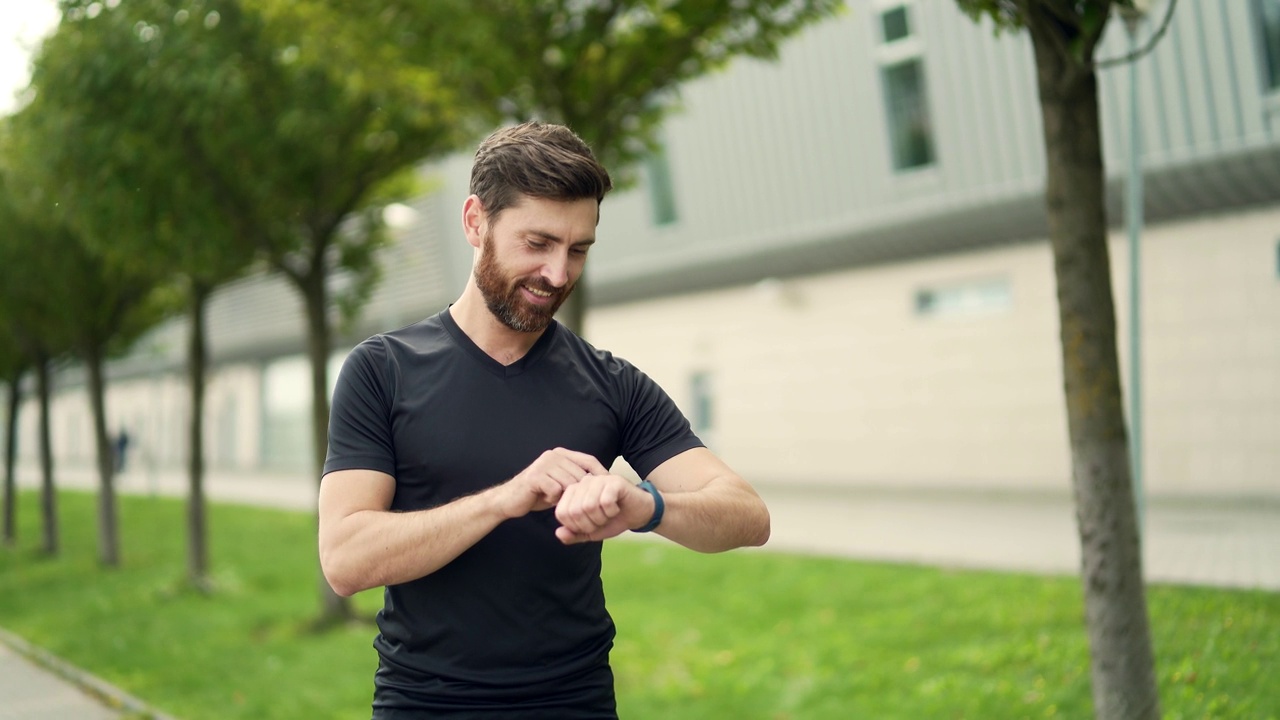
[560, 275, 588, 336]
[36, 356, 57, 556]
[85, 345, 120, 567]
[187, 281, 211, 589]
[3, 372, 20, 547]
[300, 268, 353, 624]
[1027, 18, 1161, 720]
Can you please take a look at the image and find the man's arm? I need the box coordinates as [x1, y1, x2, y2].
[319, 448, 608, 596]
[554, 447, 770, 553]
[643, 447, 770, 552]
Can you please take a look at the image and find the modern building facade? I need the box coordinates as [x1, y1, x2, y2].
[10, 0, 1280, 499]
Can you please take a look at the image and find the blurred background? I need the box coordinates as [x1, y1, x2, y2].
[1, 2, 1279, 719]
[3, 0, 1276, 502]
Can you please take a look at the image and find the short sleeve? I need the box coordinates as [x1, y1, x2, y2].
[618, 363, 705, 479]
[323, 336, 398, 477]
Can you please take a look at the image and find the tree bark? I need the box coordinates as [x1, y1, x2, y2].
[187, 281, 211, 589]
[299, 267, 353, 624]
[86, 345, 120, 567]
[36, 357, 57, 556]
[560, 277, 588, 336]
[1026, 14, 1161, 720]
[3, 373, 20, 547]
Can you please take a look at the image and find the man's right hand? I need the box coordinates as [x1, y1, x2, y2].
[492, 448, 609, 519]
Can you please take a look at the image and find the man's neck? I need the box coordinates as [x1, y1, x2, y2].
[448, 290, 546, 366]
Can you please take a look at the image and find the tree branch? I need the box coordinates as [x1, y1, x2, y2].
[1094, 0, 1179, 69]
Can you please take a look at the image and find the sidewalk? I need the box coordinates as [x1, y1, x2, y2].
[25, 463, 1280, 589]
[755, 483, 1280, 590]
[0, 628, 172, 720]
[0, 643, 121, 720]
[5, 464, 1280, 718]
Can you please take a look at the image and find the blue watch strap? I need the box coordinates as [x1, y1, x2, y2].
[633, 481, 664, 533]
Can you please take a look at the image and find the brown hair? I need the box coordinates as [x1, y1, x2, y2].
[469, 121, 613, 223]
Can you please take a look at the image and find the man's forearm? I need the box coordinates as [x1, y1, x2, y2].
[321, 488, 508, 596]
[653, 477, 771, 553]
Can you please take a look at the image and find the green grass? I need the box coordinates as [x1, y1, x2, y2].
[0, 490, 1276, 720]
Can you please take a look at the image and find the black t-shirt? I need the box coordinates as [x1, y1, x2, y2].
[324, 309, 703, 715]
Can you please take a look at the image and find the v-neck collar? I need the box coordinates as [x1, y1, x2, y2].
[440, 307, 559, 379]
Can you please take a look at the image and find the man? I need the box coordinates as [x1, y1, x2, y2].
[319, 121, 770, 719]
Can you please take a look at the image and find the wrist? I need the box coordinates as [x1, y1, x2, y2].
[483, 481, 525, 521]
[631, 481, 664, 533]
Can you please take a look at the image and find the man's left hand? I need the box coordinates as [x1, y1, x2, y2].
[553, 474, 653, 544]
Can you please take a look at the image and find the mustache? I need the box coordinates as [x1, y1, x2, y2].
[520, 278, 564, 296]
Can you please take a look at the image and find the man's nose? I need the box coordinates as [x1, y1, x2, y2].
[541, 252, 570, 288]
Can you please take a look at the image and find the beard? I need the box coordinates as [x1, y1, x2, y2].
[475, 232, 575, 333]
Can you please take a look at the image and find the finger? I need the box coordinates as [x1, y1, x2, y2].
[547, 463, 583, 489]
[556, 526, 591, 545]
[579, 486, 619, 529]
[556, 516, 629, 545]
[532, 472, 569, 503]
[553, 448, 609, 476]
[554, 485, 588, 532]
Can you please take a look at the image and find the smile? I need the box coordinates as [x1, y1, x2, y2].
[523, 285, 555, 298]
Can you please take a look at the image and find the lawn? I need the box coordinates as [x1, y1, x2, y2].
[0, 490, 1275, 719]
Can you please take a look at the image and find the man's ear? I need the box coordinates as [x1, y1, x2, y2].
[462, 195, 486, 249]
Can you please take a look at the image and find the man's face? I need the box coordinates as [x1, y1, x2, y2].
[473, 196, 598, 333]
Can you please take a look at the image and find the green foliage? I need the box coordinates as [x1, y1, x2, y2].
[19, 0, 256, 290]
[320, 0, 845, 181]
[954, 0, 1136, 63]
[1, 490, 1276, 720]
[0, 123, 165, 365]
[29, 0, 469, 312]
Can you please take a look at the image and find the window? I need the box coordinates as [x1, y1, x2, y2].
[881, 6, 910, 43]
[882, 60, 935, 170]
[874, 2, 936, 171]
[914, 278, 1012, 318]
[1259, 0, 1280, 91]
[690, 371, 714, 438]
[644, 141, 678, 226]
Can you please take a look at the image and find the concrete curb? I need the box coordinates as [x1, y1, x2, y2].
[0, 627, 178, 720]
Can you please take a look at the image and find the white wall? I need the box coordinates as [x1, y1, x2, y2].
[588, 206, 1280, 498]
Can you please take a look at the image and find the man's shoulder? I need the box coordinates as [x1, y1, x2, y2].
[358, 312, 452, 355]
[549, 323, 638, 375]
[544, 324, 666, 404]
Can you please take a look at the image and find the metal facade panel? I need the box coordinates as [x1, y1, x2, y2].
[582, 1, 1280, 300]
[591, 6, 1052, 280]
[1187, 1, 1228, 147]
[160, 0, 1278, 319]
[1226, 0, 1272, 140]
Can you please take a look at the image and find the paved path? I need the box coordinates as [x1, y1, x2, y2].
[5, 464, 1280, 718]
[45, 464, 1277, 589]
[756, 484, 1280, 590]
[0, 642, 122, 720]
[0, 627, 173, 720]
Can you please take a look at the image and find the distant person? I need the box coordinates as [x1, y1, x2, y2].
[112, 429, 131, 473]
[318, 121, 771, 719]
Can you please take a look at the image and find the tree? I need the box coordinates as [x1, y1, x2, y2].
[314, 0, 844, 331]
[43, 0, 476, 621]
[0, 128, 27, 546]
[0, 138, 69, 556]
[0, 361, 21, 548]
[3, 107, 171, 568]
[23, 0, 261, 589]
[953, 1, 1170, 717]
[0, 254, 27, 549]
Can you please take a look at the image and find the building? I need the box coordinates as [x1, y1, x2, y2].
[11, 0, 1280, 499]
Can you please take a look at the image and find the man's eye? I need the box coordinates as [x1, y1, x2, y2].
[571, 247, 589, 256]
